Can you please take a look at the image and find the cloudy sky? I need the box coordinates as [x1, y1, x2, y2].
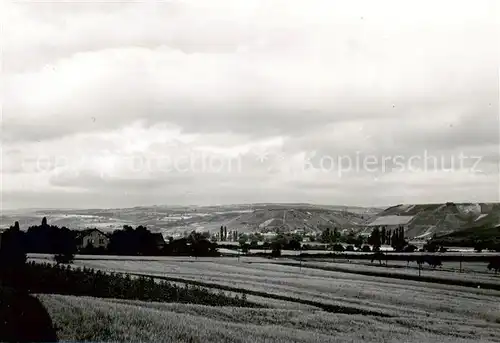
[1, 0, 499, 209]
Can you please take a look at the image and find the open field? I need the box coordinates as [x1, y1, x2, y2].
[281, 259, 500, 285]
[29, 253, 500, 285]
[29, 256, 500, 326]
[38, 293, 499, 343]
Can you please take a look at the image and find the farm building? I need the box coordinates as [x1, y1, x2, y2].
[76, 228, 110, 250]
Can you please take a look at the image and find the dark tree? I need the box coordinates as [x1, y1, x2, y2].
[368, 228, 381, 248]
[354, 235, 364, 249]
[381, 227, 386, 245]
[386, 229, 392, 246]
[487, 257, 500, 274]
[271, 241, 282, 257]
[403, 244, 417, 253]
[54, 252, 74, 264]
[391, 226, 407, 252]
[321, 228, 331, 244]
[424, 242, 438, 253]
[474, 241, 486, 253]
[332, 243, 344, 252]
[240, 243, 250, 254]
[371, 251, 385, 265]
[0, 225, 28, 290]
[332, 228, 341, 243]
[417, 255, 442, 268]
[287, 239, 301, 251]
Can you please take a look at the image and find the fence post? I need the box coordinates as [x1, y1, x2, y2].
[460, 253, 462, 273]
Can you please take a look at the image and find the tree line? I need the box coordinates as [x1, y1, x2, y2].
[1, 218, 220, 259]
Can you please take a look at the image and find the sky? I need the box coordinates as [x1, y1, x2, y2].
[1, 0, 499, 209]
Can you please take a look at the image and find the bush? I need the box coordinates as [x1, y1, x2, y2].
[423, 243, 438, 253]
[332, 244, 345, 252]
[54, 252, 74, 264]
[345, 245, 355, 252]
[361, 245, 371, 252]
[271, 248, 281, 257]
[240, 244, 250, 254]
[403, 245, 417, 253]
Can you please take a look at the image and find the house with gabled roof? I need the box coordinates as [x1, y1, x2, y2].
[76, 228, 110, 250]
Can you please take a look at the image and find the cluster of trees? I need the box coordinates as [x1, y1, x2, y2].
[239, 233, 303, 256]
[218, 226, 239, 241]
[422, 242, 448, 253]
[474, 241, 500, 252]
[318, 228, 367, 249]
[219, 226, 228, 241]
[320, 228, 341, 244]
[368, 226, 407, 251]
[1, 218, 220, 259]
[0, 223, 27, 288]
[488, 257, 500, 274]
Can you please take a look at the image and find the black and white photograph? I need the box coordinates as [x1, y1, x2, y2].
[1, 0, 499, 342]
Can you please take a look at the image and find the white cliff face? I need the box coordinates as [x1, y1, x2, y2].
[456, 203, 482, 215]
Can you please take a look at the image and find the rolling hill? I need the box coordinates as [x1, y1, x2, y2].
[5, 202, 499, 241]
[0, 204, 379, 236]
[365, 202, 500, 240]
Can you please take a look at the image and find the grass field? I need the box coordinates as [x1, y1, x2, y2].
[38, 293, 499, 343]
[281, 259, 500, 285]
[303, 257, 493, 273]
[28, 255, 500, 342]
[30, 257, 500, 320]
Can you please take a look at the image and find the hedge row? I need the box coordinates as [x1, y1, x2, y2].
[2, 262, 262, 308]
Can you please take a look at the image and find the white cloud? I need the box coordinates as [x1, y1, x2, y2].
[1, 0, 498, 208]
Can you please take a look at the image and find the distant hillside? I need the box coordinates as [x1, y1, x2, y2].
[221, 206, 370, 233]
[1, 203, 379, 235]
[431, 207, 500, 245]
[366, 202, 500, 240]
[9, 202, 495, 239]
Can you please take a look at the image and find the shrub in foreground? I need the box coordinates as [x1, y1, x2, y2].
[2, 262, 262, 308]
